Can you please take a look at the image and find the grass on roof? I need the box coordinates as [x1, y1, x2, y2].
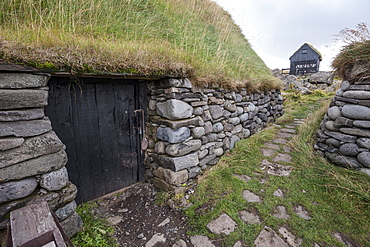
[0, 0, 281, 90]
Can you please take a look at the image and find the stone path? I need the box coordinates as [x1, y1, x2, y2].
[173, 118, 359, 247]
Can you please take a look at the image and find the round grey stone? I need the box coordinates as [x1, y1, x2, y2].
[239, 113, 249, 122]
[213, 122, 224, 133]
[229, 117, 240, 125]
[192, 127, 205, 138]
[326, 138, 341, 148]
[0, 177, 38, 204]
[357, 138, 370, 149]
[224, 101, 237, 112]
[243, 128, 251, 138]
[342, 105, 370, 120]
[154, 141, 166, 154]
[358, 152, 370, 168]
[340, 81, 350, 91]
[193, 107, 204, 116]
[327, 106, 342, 120]
[40, 167, 69, 191]
[230, 135, 240, 150]
[339, 143, 360, 156]
[325, 121, 336, 131]
[55, 200, 77, 220]
[213, 147, 224, 156]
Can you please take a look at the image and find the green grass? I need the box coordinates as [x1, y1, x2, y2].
[185, 92, 370, 246]
[71, 202, 118, 247]
[0, 0, 281, 90]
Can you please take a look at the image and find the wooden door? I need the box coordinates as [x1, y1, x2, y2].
[46, 77, 146, 203]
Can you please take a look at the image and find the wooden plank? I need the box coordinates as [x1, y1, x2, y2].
[10, 201, 66, 247]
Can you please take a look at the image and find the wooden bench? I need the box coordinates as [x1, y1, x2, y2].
[6, 200, 73, 247]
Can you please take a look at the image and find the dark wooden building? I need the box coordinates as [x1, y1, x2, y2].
[289, 43, 321, 75]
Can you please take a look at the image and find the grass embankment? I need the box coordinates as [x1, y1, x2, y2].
[185, 92, 370, 246]
[0, 0, 280, 90]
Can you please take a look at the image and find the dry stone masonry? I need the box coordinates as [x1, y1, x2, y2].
[145, 78, 284, 192]
[315, 79, 370, 175]
[0, 72, 82, 239]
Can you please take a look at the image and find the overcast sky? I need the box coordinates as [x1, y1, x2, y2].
[212, 0, 370, 71]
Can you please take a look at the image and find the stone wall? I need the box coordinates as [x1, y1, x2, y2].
[0, 72, 82, 240]
[315, 80, 370, 175]
[144, 78, 284, 192]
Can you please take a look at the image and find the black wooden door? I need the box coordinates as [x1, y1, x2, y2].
[46, 77, 146, 204]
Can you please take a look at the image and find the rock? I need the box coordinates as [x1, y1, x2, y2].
[0, 119, 52, 137]
[272, 206, 290, 219]
[145, 233, 166, 247]
[342, 104, 370, 120]
[343, 90, 370, 100]
[334, 117, 354, 127]
[326, 152, 362, 168]
[309, 71, 334, 84]
[359, 168, 370, 176]
[0, 137, 24, 151]
[212, 122, 223, 133]
[159, 78, 192, 89]
[340, 127, 370, 138]
[324, 131, 357, 143]
[54, 200, 77, 220]
[260, 159, 293, 176]
[165, 140, 202, 157]
[273, 189, 284, 197]
[340, 80, 350, 91]
[207, 133, 218, 142]
[0, 177, 38, 204]
[151, 152, 199, 172]
[202, 110, 212, 121]
[224, 101, 237, 112]
[294, 205, 311, 220]
[327, 106, 342, 120]
[190, 235, 215, 247]
[192, 127, 205, 138]
[204, 121, 212, 134]
[157, 117, 202, 129]
[278, 227, 303, 247]
[40, 167, 69, 191]
[239, 113, 249, 122]
[357, 152, 370, 168]
[0, 108, 44, 121]
[154, 141, 166, 154]
[228, 117, 240, 125]
[239, 210, 261, 224]
[188, 166, 202, 178]
[172, 239, 187, 247]
[153, 167, 188, 185]
[0, 150, 67, 183]
[230, 135, 240, 150]
[106, 216, 123, 226]
[60, 212, 83, 238]
[156, 127, 190, 144]
[254, 226, 289, 247]
[272, 153, 292, 163]
[193, 107, 203, 116]
[156, 99, 193, 120]
[0, 131, 65, 169]
[353, 120, 370, 129]
[199, 154, 217, 167]
[0, 73, 49, 88]
[206, 213, 236, 235]
[208, 105, 223, 119]
[357, 138, 370, 149]
[0, 89, 48, 110]
[213, 147, 224, 156]
[241, 190, 261, 202]
[339, 143, 360, 156]
[325, 121, 337, 131]
[243, 128, 251, 138]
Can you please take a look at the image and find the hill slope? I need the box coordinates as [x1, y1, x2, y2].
[0, 0, 280, 89]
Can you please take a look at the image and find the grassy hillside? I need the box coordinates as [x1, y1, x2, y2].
[0, 0, 281, 90]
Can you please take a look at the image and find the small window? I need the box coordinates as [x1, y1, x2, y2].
[302, 49, 307, 54]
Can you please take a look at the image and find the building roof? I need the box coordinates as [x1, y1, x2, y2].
[289, 43, 322, 61]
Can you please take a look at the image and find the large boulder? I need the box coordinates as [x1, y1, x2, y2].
[309, 71, 334, 85]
